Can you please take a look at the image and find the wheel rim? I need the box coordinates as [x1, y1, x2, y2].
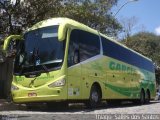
[91, 90, 99, 103]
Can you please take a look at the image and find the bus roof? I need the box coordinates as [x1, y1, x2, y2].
[28, 17, 152, 62]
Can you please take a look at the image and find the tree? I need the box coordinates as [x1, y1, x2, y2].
[0, 0, 26, 35]
[0, 0, 122, 40]
[59, 0, 122, 35]
[119, 16, 138, 42]
[0, 0, 63, 36]
[122, 32, 160, 60]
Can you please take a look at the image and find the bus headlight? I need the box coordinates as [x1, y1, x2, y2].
[48, 78, 65, 87]
[11, 84, 19, 91]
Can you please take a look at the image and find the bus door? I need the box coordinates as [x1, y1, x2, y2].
[67, 29, 82, 100]
[76, 30, 101, 99]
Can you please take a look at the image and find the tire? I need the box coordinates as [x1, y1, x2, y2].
[139, 90, 145, 105]
[86, 85, 101, 108]
[145, 90, 150, 104]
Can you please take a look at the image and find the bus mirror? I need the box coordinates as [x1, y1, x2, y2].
[3, 35, 22, 57]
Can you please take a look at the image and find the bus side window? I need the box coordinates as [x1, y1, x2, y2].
[68, 29, 100, 67]
[78, 30, 100, 62]
[68, 30, 80, 67]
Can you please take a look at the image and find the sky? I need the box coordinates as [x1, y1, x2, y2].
[113, 0, 160, 36]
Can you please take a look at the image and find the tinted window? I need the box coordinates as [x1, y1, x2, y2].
[24, 26, 63, 65]
[68, 29, 100, 66]
[102, 37, 154, 72]
[79, 30, 100, 62]
[68, 30, 79, 66]
[14, 26, 65, 75]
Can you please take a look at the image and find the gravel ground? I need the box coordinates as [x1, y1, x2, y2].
[0, 100, 160, 120]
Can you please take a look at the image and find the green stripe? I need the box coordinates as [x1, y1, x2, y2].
[103, 82, 139, 97]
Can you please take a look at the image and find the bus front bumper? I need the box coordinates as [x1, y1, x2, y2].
[11, 85, 67, 103]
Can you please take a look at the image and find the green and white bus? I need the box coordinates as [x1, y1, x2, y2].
[6, 18, 156, 108]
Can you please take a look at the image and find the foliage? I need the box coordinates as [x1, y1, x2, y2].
[119, 16, 138, 39]
[0, 0, 62, 36]
[0, 0, 122, 40]
[59, 0, 122, 35]
[122, 32, 160, 65]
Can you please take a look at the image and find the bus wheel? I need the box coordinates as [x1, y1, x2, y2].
[146, 90, 150, 104]
[139, 89, 145, 105]
[86, 85, 101, 108]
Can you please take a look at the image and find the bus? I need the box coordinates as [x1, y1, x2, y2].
[7, 17, 156, 108]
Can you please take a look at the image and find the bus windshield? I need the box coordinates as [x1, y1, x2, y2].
[14, 25, 65, 75]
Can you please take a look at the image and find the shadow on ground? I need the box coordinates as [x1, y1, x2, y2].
[0, 99, 159, 113]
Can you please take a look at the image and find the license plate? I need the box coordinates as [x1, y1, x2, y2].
[28, 92, 37, 97]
